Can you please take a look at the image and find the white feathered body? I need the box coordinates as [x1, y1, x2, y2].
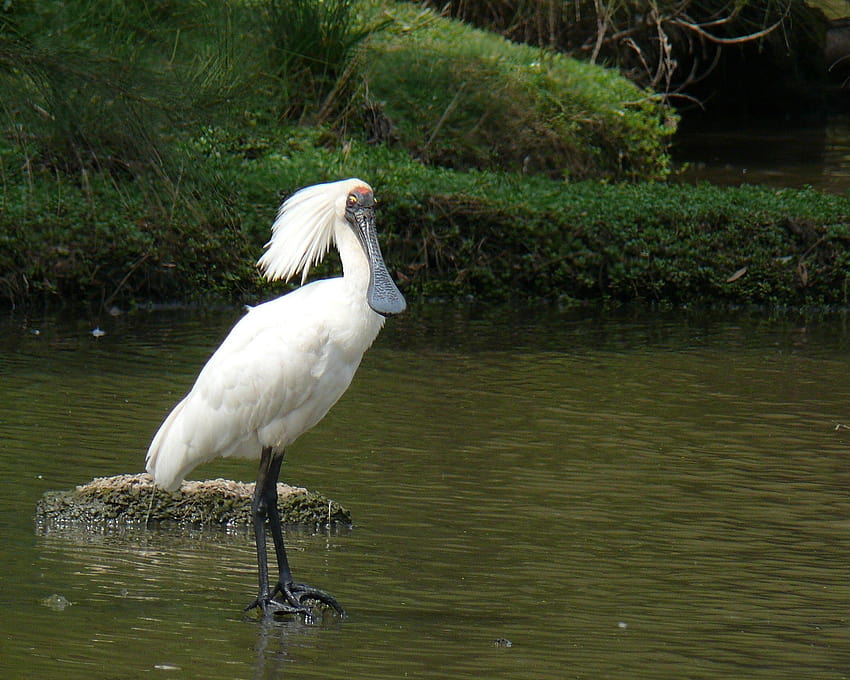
[147, 280, 384, 490]
[146, 177, 394, 491]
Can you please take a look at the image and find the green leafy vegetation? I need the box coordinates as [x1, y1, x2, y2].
[3, 129, 849, 308]
[374, 170, 850, 307]
[0, 0, 846, 310]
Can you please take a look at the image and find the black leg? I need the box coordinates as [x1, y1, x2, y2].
[245, 446, 278, 612]
[245, 447, 346, 620]
[263, 452, 295, 589]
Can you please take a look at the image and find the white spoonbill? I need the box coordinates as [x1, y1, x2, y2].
[146, 178, 406, 618]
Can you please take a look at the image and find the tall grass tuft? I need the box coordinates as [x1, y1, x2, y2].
[1, 0, 243, 174]
[261, 0, 388, 122]
[0, 0, 267, 232]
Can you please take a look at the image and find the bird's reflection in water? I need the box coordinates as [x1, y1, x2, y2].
[251, 608, 344, 680]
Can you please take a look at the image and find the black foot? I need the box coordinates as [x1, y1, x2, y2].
[246, 582, 346, 621]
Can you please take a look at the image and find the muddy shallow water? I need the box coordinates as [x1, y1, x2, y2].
[1, 303, 850, 679]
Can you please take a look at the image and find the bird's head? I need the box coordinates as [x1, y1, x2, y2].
[258, 178, 406, 317]
[342, 184, 406, 317]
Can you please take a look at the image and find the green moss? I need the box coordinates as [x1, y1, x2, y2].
[34, 474, 353, 530]
[361, 3, 674, 180]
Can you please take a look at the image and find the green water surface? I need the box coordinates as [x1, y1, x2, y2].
[1, 304, 849, 679]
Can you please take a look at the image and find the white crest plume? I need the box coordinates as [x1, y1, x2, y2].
[257, 178, 367, 284]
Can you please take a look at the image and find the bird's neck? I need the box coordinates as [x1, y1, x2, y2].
[335, 223, 372, 299]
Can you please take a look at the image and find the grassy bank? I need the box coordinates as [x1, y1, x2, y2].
[2, 131, 848, 308]
[0, 1, 847, 309]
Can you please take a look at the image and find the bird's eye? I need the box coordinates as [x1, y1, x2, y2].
[346, 193, 358, 207]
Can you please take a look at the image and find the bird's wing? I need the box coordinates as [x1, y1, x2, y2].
[146, 294, 335, 490]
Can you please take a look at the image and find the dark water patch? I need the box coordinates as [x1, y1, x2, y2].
[673, 118, 850, 194]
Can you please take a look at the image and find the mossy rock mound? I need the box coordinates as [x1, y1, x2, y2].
[363, 3, 674, 180]
[35, 473, 352, 530]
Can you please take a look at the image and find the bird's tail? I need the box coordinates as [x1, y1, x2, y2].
[146, 397, 191, 492]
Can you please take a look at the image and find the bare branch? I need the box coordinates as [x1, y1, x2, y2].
[671, 3, 791, 45]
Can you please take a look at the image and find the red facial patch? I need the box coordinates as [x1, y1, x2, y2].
[351, 185, 372, 200]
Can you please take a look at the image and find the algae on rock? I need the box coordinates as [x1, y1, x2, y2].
[35, 473, 352, 531]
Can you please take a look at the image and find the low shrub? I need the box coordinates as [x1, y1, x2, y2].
[2, 129, 848, 308]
